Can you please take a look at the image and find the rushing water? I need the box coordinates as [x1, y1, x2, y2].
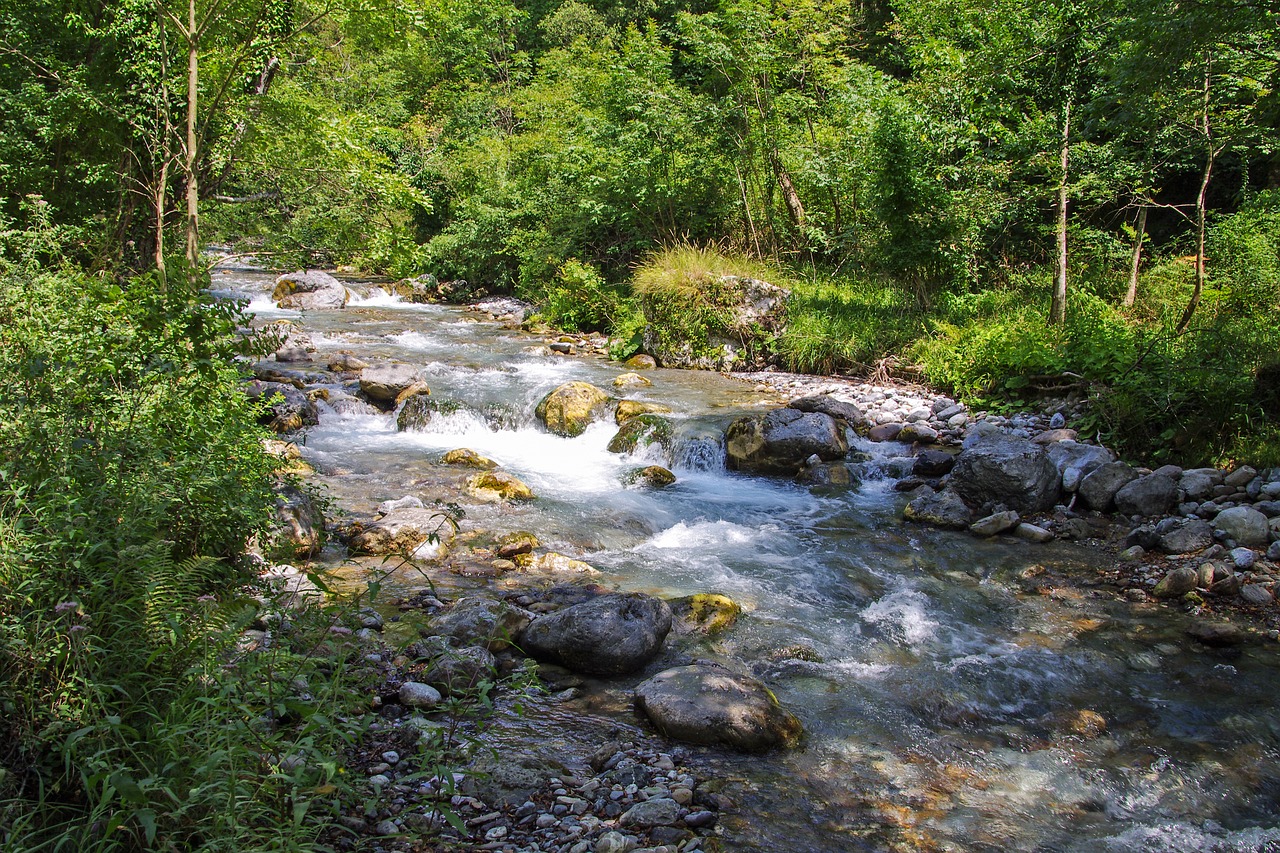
[216, 267, 1280, 852]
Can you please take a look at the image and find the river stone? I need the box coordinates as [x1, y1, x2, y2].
[441, 447, 497, 469]
[350, 507, 455, 556]
[1241, 584, 1275, 605]
[1114, 474, 1178, 517]
[669, 593, 741, 635]
[1225, 465, 1258, 489]
[725, 408, 849, 476]
[495, 531, 539, 559]
[271, 482, 325, 558]
[246, 380, 320, 434]
[467, 470, 534, 503]
[431, 596, 533, 651]
[623, 465, 677, 488]
[624, 354, 657, 370]
[970, 510, 1020, 537]
[613, 372, 652, 389]
[1180, 467, 1224, 500]
[787, 395, 867, 429]
[273, 269, 350, 309]
[619, 797, 682, 829]
[903, 487, 974, 530]
[398, 681, 442, 709]
[912, 449, 956, 477]
[1156, 519, 1214, 554]
[1187, 621, 1245, 647]
[1214, 506, 1270, 547]
[795, 460, 855, 487]
[514, 552, 600, 575]
[521, 593, 672, 675]
[327, 352, 369, 373]
[867, 423, 903, 442]
[898, 422, 939, 444]
[535, 382, 613, 437]
[422, 645, 498, 696]
[1046, 441, 1114, 492]
[1078, 461, 1138, 512]
[361, 364, 423, 406]
[608, 415, 673, 455]
[1152, 567, 1199, 598]
[634, 664, 803, 752]
[950, 436, 1060, 513]
[1015, 523, 1054, 543]
[615, 400, 673, 424]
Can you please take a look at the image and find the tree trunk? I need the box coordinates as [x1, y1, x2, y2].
[1176, 63, 1215, 335]
[1050, 97, 1070, 325]
[1123, 204, 1146, 308]
[184, 0, 199, 271]
[155, 157, 168, 284]
[768, 147, 807, 234]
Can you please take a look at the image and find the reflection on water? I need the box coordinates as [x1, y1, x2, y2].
[219, 269, 1280, 852]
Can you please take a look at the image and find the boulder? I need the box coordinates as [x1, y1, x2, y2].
[1213, 506, 1270, 547]
[950, 436, 1060, 513]
[513, 552, 600, 575]
[1180, 467, 1224, 501]
[271, 483, 325, 558]
[607, 415, 673, 455]
[495, 531, 539, 559]
[795, 460, 855, 487]
[969, 510, 1020, 537]
[725, 408, 848, 476]
[634, 664, 803, 752]
[1015, 523, 1054, 543]
[398, 682, 442, 709]
[1152, 567, 1200, 598]
[641, 275, 789, 371]
[1156, 519, 1215, 555]
[441, 448, 497, 469]
[615, 400, 673, 424]
[398, 396, 464, 431]
[613, 372, 652, 389]
[904, 487, 974, 530]
[361, 364, 423, 407]
[430, 596, 533, 652]
[350, 508, 455, 556]
[1114, 474, 1178, 517]
[1046, 441, 1114, 493]
[421, 645, 498, 697]
[669, 593, 742, 635]
[898, 422, 939, 444]
[912, 449, 956, 478]
[273, 270, 351, 310]
[245, 380, 319, 434]
[520, 593, 672, 675]
[867, 423, 903, 442]
[1078, 461, 1138, 513]
[466, 471, 534, 503]
[787, 395, 867, 430]
[327, 352, 369, 373]
[624, 354, 658, 370]
[535, 382, 613, 437]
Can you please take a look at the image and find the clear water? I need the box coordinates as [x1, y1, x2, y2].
[217, 268, 1280, 852]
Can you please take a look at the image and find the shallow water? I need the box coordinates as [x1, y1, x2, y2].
[218, 268, 1280, 852]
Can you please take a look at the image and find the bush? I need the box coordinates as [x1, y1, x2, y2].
[530, 258, 625, 333]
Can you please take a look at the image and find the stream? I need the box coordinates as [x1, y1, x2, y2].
[216, 266, 1280, 852]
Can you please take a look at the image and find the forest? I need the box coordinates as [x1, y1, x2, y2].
[1, 0, 1279, 848]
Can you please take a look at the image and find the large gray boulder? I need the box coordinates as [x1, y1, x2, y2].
[1213, 506, 1270, 547]
[1114, 474, 1178, 517]
[360, 364, 423, 406]
[1046, 441, 1114, 492]
[1156, 518, 1215, 555]
[1180, 467, 1224, 501]
[634, 664, 803, 752]
[273, 270, 350, 310]
[430, 596, 533, 652]
[949, 435, 1060, 513]
[520, 593, 672, 675]
[725, 408, 849, 476]
[1078, 461, 1138, 512]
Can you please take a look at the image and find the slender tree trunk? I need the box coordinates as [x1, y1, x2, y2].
[155, 157, 168, 282]
[1176, 63, 1215, 335]
[184, 0, 200, 271]
[769, 147, 807, 233]
[1050, 97, 1071, 325]
[1123, 204, 1147, 308]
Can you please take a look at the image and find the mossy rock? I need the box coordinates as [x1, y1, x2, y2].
[613, 372, 653, 389]
[398, 396, 464, 432]
[615, 400, 673, 425]
[608, 415, 674, 455]
[622, 465, 677, 489]
[495, 531, 540, 559]
[670, 593, 741, 635]
[467, 471, 534, 503]
[442, 448, 498, 469]
[534, 381, 613, 437]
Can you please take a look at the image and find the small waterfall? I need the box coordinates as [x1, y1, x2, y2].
[671, 429, 726, 472]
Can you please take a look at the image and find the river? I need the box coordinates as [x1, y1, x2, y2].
[215, 266, 1280, 852]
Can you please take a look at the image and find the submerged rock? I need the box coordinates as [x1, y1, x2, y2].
[904, 486, 973, 530]
[521, 592, 672, 675]
[624, 465, 677, 489]
[634, 664, 803, 752]
[725, 408, 848, 476]
[535, 382, 613, 437]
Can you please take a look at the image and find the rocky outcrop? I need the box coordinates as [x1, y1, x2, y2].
[535, 382, 613, 437]
[520, 593, 672, 675]
[949, 435, 1060, 513]
[725, 408, 848, 476]
[641, 276, 789, 371]
[634, 664, 803, 752]
[273, 270, 351, 310]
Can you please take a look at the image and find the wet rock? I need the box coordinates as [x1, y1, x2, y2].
[397, 395, 463, 431]
[536, 382, 613, 437]
[514, 552, 600, 575]
[608, 415, 673, 455]
[522, 593, 672, 675]
[795, 460, 855, 487]
[867, 423, 903, 442]
[1213, 506, 1270, 547]
[398, 681, 442, 709]
[787, 395, 867, 430]
[623, 466, 677, 489]
[669, 594, 741, 635]
[273, 269, 350, 309]
[903, 486, 974, 530]
[634, 664, 803, 752]
[1187, 621, 1244, 647]
[350, 507, 455, 556]
[912, 449, 956, 477]
[613, 372, 652, 389]
[327, 352, 369, 373]
[615, 400, 673, 424]
[430, 596, 533, 652]
[441, 447, 497, 469]
[1152, 567, 1199, 599]
[970, 510, 1020, 537]
[950, 435, 1060, 513]
[271, 482, 325, 558]
[360, 363, 423, 406]
[898, 422, 939, 444]
[467, 470, 534, 503]
[496, 532, 539, 559]
[1114, 474, 1178, 517]
[1078, 462, 1138, 513]
[725, 409, 848, 476]
[1067, 709, 1107, 738]
[422, 645, 498, 696]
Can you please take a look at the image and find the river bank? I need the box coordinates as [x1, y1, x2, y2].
[234, 267, 1280, 853]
